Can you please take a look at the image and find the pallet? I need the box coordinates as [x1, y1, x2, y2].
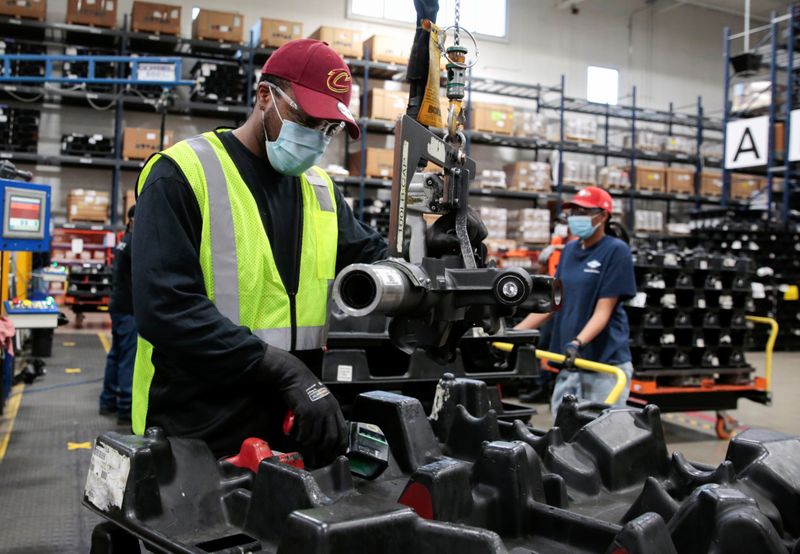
[564, 135, 596, 144]
[65, 19, 118, 30]
[131, 27, 181, 37]
[192, 35, 243, 45]
[636, 183, 666, 193]
[0, 12, 45, 22]
[666, 184, 695, 195]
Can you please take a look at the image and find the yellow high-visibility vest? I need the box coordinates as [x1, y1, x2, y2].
[131, 131, 338, 434]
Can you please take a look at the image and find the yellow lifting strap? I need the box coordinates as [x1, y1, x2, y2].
[492, 342, 628, 405]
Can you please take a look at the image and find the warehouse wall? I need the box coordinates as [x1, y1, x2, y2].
[24, 0, 749, 220]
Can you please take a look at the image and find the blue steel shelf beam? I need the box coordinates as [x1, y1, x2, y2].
[0, 55, 194, 87]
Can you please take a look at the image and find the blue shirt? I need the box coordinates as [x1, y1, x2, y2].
[550, 236, 636, 366]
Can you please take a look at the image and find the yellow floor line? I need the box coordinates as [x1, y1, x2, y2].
[97, 332, 111, 354]
[0, 383, 25, 463]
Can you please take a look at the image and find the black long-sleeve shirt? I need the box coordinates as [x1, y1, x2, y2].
[132, 129, 387, 455]
[109, 230, 133, 315]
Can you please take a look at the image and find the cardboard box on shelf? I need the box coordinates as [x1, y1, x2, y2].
[504, 162, 552, 192]
[513, 111, 547, 139]
[252, 18, 303, 48]
[474, 170, 507, 190]
[348, 147, 394, 179]
[663, 136, 695, 155]
[774, 121, 785, 154]
[131, 1, 181, 35]
[363, 35, 408, 65]
[470, 103, 514, 135]
[122, 127, 174, 160]
[310, 26, 362, 59]
[192, 9, 243, 43]
[731, 173, 766, 200]
[666, 167, 696, 195]
[598, 166, 629, 190]
[635, 166, 666, 192]
[476, 207, 508, 240]
[367, 88, 407, 122]
[507, 209, 551, 244]
[0, 0, 46, 20]
[67, 189, 110, 223]
[700, 170, 723, 198]
[66, 0, 117, 28]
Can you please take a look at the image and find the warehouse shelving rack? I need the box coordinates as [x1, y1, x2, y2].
[722, 5, 799, 222]
[1, 13, 738, 231]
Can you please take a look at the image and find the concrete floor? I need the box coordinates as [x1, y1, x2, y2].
[529, 351, 800, 465]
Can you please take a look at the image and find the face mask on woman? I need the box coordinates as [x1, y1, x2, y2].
[567, 214, 601, 240]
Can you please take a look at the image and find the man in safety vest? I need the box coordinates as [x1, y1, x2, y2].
[130, 39, 389, 458]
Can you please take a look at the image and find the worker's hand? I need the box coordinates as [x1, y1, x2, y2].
[538, 245, 556, 264]
[563, 340, 581, 370]
[258, 346, 348, 454]
[425, 207, 488, 259]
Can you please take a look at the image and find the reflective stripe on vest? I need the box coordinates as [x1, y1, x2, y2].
[131, 131, 338, 435]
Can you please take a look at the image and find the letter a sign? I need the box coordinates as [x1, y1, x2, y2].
[725, 116, 769, 169]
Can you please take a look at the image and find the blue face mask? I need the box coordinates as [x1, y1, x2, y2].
[263, 91, 331, 176]
[567, 215, 601, 240]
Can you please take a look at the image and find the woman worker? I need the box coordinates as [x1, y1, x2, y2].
[516, 186, 636, 414]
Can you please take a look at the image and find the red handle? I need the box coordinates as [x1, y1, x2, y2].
[283, 410, 295, 436]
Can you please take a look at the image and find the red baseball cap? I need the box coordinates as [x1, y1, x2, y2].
[564, 186, 614, 214]
[262, 39, 360, 139]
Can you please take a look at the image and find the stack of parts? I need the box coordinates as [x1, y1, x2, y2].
[634, 210, 664, 234]
[0, 105, 39, 153]
[598, 166, 629, 190]
[67, 262, 112, 309]
[361, 198, 390, 238]
[512, 111, 547, 139]
[626, 248, 756, 388]
[84, 378, 800, 554]
[191, 62, 246, 105]
[473, 170, 507, 190]
[61, 133, 114, 158]
[63, 47, 116, 93]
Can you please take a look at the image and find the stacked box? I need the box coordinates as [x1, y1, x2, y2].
[252, 18, 303, 48]
[122, 128, 174, 160]
[68, 189, 110, 223]
[191, 62, 246, 105]
[507, 209, 551, 244]
[367, 88, 407, 121]
[513, 111, 547, 138]
[66, 0, 116, 28]
[563, 160, 597, 186]
[363, 35, 408, 65]
[0, 105, 39, 153]
[476, 207, 508, 240]
[625, 131, 661, 152]
[701, 170, 723, 197]
[731, 173, 766, 200]
[0, 0, 46, 20]
[131, 1, 181, 35]
[192, 9, 243, 43]
[310, 26, 362, 59]
[470, 103, 514, 135]
[348, 148, 394, 178]
[663, 136, 695, 155]
[598, 166, 629, 190]
[61, 133, 114, 158]
[634, 210, 664, 233]
[666, 167, 696, 195]
[635, 166, 666, 192]
[474, 170, 506, 189]
[504, 162, 551, 192]
[548, 117, 596, 143]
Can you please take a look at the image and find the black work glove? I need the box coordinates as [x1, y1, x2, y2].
[563, 341, 580, 371]
[425, 207, 488, 259]
[256, 346, 348, 454]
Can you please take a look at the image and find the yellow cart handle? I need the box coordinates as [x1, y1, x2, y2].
[745, 315, 779, 392]
[492, 342, 628, 405]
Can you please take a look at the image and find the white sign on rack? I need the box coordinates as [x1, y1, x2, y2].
[790, 109, 800, 163]
[725, 116, 769, 169]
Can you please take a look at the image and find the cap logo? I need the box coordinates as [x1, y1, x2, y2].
[326, 69, 351, 93]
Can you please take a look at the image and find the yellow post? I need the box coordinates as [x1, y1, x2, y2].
[492, 342, 628, 405]
[745, 316, 779, 392]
